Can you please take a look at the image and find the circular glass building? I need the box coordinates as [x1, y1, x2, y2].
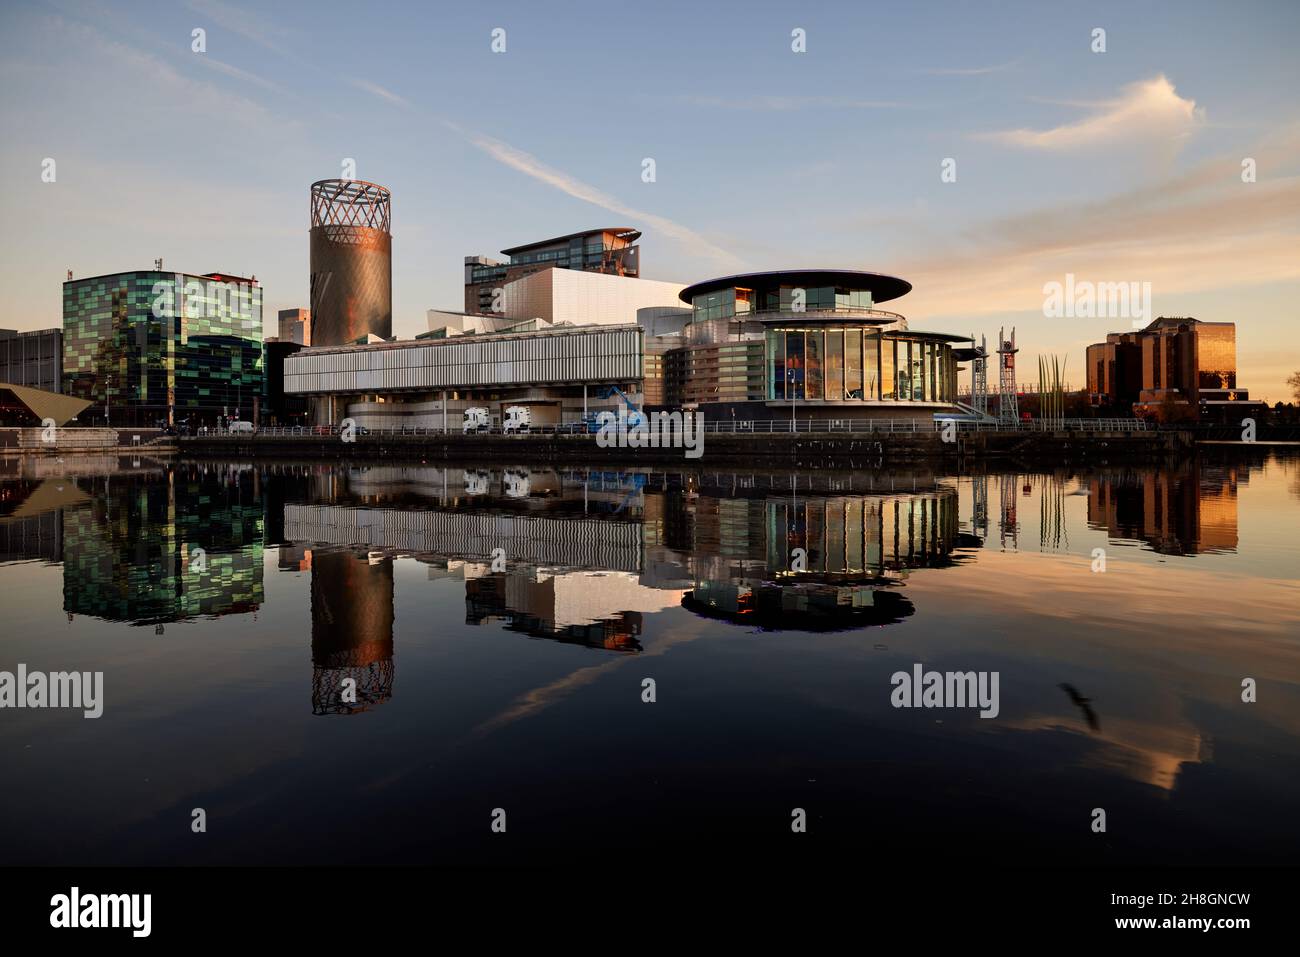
[671, 269, 965, 417]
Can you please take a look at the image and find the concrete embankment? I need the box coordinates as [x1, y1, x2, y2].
[179, 429, 1189, 466]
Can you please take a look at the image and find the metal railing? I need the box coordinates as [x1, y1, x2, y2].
[189, 417, 1152, 439]
[699, 417, 1149, 434]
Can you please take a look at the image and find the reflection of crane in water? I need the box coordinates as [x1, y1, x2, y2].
[970, 473, 989, 541]
[998, 473, 1019, 551]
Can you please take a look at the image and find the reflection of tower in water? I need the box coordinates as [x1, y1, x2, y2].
[969, 473, 989, 540]
[310, 549, 395, 715]
[998, 473, 1019, 551]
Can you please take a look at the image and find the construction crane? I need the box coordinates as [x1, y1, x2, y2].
[997, 326, 1019, 424]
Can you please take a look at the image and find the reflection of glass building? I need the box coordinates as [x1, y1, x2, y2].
[309, 549, 395, 715]
[1086, 464, 1239, 555]
[662, 270, 964, 417]
[63, 269, 263, 427]
[673, 483, 970, 631]
[62, 469, 264, 624]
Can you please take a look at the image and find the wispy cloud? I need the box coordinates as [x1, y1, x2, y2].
[195, 55, 286, 94]
[346, 76, 745, 269]
[350, 78, 410, 108]
[47, 15, 280, 128]
[683, 94, 911, 111]
[890, 123, 1300, 398]
[185, 0, 295, 59]
[918, 59, 1019, 77]
[980, 75, 1205, 150]
[454, 125, 745, 270]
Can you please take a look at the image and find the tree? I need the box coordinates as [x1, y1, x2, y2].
[1288, 370, 1300, 404]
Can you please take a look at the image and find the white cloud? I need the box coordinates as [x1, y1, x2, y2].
[982, 75, 1205, 150]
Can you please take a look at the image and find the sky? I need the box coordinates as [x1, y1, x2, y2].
[1, 0, 1297, 401]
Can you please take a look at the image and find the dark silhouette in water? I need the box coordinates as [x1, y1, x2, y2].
[1059, 682, 1100, 732]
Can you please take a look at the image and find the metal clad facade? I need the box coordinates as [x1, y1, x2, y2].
[284, 326, 643, 394]
[284, 504, 643, 572]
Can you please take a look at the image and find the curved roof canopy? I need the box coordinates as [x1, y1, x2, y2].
[680, 269, 912, 305]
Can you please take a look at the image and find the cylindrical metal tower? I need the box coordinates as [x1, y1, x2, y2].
[309, 179, 392, 346]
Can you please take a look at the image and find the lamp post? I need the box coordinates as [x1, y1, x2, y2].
[788, 368, 798, 432]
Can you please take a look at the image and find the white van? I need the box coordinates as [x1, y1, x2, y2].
[228, 420, 254, 434]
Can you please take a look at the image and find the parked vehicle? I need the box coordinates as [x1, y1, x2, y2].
[463, 407, 490, 434]
[503, 405, 531, 434]
[228, 420, 254, 434]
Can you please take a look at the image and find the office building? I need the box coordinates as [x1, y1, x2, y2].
[464, 227, 641, 315]
[63, 269, 263, 427]
[289, 267, 971, 427]
[0, 328, 63, 393]
[263, 339, 309, 426]
[664, 269, 964, 418]
[278, 308, 311, 346]
[1085, 331, 1143, 408]
[285, 323, 641, 430]
[1085, 317, 1261, 419]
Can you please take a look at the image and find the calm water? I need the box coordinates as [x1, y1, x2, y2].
[1, 451, 1298, 866]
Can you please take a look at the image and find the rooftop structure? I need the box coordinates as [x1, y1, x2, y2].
[464, 227, 642, 314]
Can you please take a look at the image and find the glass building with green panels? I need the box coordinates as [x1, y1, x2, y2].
[671, 270, 965, 414]
[63, 270, 263, 427]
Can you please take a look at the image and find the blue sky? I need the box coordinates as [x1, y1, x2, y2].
[2, 0, 1298, 399]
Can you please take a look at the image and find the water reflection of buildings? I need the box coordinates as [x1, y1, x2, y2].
[279, 467, 986, 642]
[669, 479, 974, 630]
[0, 478, 89, 564]
[308, 549, 395, 715]
[1086, 463, 1239, 555]
[282, 467, 670, 653]
[61, 467, 265, 625]
[457, 565, 692, 652]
